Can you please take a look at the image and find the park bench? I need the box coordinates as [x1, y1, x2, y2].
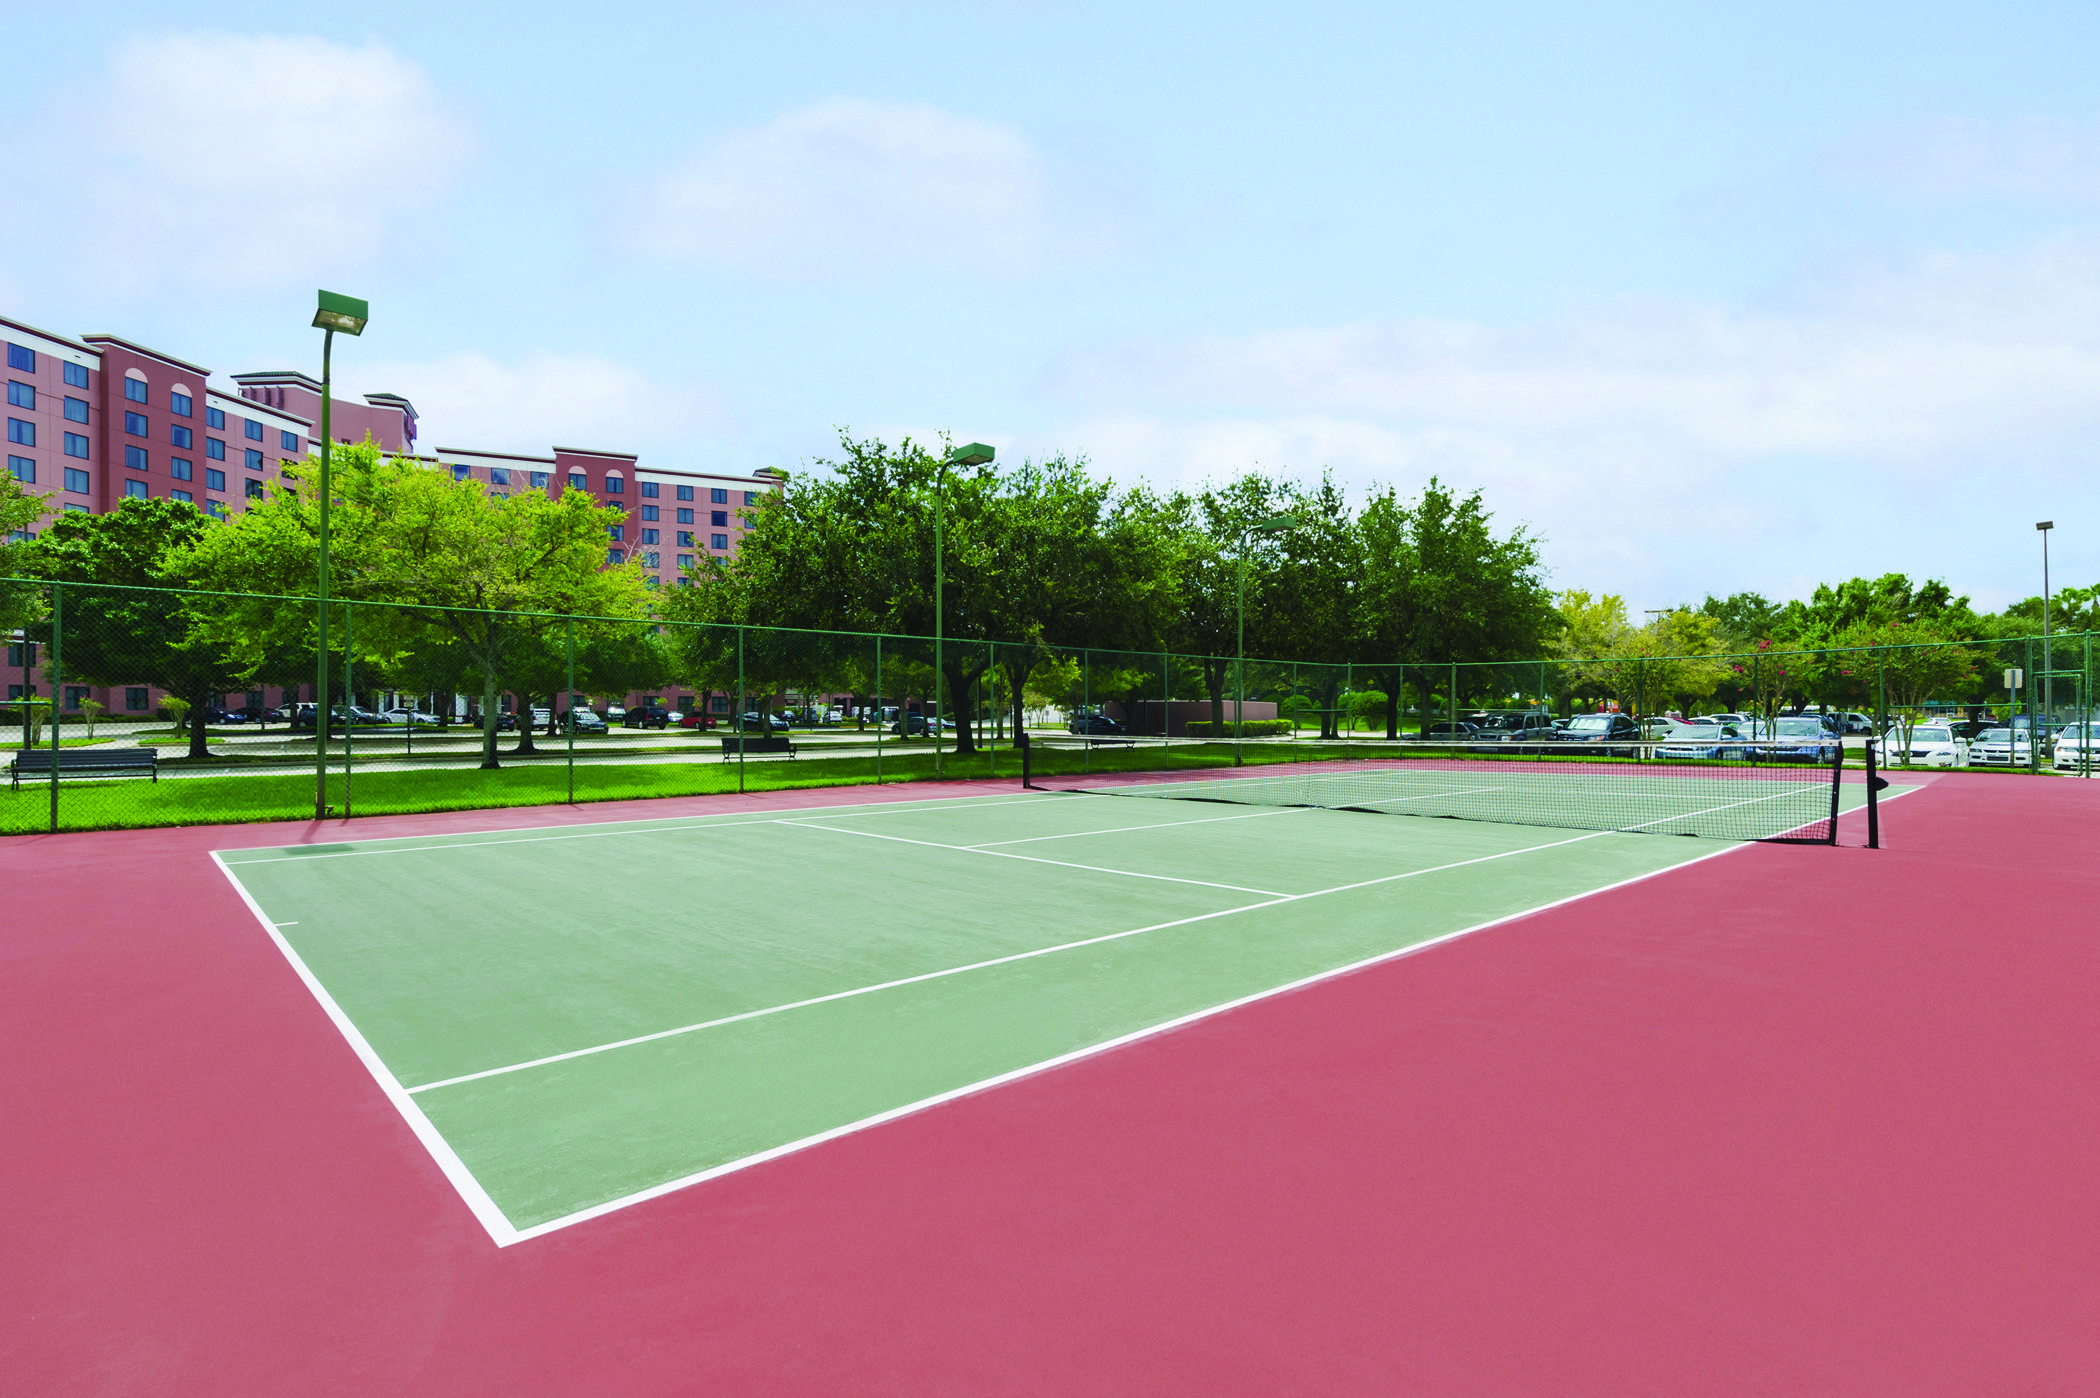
[9, 746, 160, 789]
[718, 735, 797, 758]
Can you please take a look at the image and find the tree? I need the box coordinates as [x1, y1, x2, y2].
[19, 499, 252, 758]
[176, 440, 651, 768]
[0, 472, 52, 639]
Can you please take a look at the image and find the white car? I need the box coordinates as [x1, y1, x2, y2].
[1969, 727, 2034, 767]
[2053, 723, 2100, 773]
[379, 707, 444, 727]
[1888, 724, 1966, 768]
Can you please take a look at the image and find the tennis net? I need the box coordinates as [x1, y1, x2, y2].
[1041, 741, 1851, 843]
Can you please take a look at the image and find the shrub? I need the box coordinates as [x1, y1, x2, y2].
[1184, 719, 1294, 738]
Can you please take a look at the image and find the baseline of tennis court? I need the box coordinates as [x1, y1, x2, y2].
[213, 785, 1885, 1244]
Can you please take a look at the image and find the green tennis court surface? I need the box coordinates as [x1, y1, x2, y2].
[213, 787, 1877, 1243]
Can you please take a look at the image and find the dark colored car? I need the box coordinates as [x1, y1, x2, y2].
[1472, 712, 1557, 741]
[1751, 714, 1844, 763]
[891, 712, 954, 736]
[1559, 712, 1643, 755]
[1068, 712, 1126, 735]
[1419, 721, 1478, 740]
[562, 708, 608, 734]
[624, 705, 671, 730]
[739, 712, 791, 732]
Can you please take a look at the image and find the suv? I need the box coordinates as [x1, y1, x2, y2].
[624, 704, 670, 729]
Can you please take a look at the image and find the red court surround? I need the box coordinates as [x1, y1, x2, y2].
[5, 774, 2095, 1394]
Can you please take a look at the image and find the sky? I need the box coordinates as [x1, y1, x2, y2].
[7, 0, 2099, 612]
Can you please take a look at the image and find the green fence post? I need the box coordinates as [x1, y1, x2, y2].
[1083, 649, 1091, 775]
[875, 634, 883, 785]
[342, 601, 353, 819]
[736, 625, 746, 795]
[1162, 651, 1171, 771]
[2026, 636, 2037, 771]
[2086, 631, 2093, 778]
[566, 616, 576, 805]
[47, 582, 60, 834]
[1450, 661, 1457, 734]
[987, 641, 996, 779]
[315, 591, 328, 819]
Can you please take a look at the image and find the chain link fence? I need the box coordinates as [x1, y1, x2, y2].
[2, 577, 2091, 833]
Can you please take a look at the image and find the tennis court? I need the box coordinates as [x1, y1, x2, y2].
[214, 766, 1892, 1244]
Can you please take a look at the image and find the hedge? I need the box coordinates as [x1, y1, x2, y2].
[1183, 719, 1294, 738]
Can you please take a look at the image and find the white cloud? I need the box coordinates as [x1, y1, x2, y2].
[624, 98, 1118, 282]
[346, 352, 729, 459]
[1830, 117, 2100, 202]
[44, 33, 472, 289]
[1037, 235, 2100, 607]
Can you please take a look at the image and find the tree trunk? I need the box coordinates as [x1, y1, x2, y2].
[1000, 656, 1036, 747]
[513, 692, 541, 755]
[479, 666, 502, 769]
[942, 658, 988, 757]
[188, 697, 211, 760]
[1203, 658, 1229, 736]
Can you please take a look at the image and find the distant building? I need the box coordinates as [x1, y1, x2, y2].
[2, 310, 783, 712]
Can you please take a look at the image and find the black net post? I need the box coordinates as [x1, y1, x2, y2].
[1866, 738, 1887, 849]
[1826, 733, 1842, 845]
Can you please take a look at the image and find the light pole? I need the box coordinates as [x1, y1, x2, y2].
[937, 443, 995, 778]
[2038, 521, 2054, 724]
[310, 290, 368, 819]
[1236, 514, 1298, 765]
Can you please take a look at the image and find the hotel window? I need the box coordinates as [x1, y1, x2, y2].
[640, 528, 658, 545]
[245, 478, 264, 499]
[206, 437, 225, 460]
[604, 476, 624, 494]
[207, 406, 225, 429]
[64, 396, 88, 423]
[126, 446, 148, 470]
[8, 455, 31, 483]
[744, 491, 759, 506]
[170, 392, 192, 417]
[607, 548, 623, 565]
[677, 554, 694, 570]
[170, 489, 193, 503]
[205, 500, 226, 519]
[639, 481, 659, 498]
[710, 487, 727, 504]
[125, 412, 148, 436]
[7, 380, 32, 409]
[676, 485, 694, 501]
[245, 420, 263, 441]
[205, 468, 225, 492]
[64, 433, 88, 458]
[608, 524, 624, 542]
[66, 687, 89, 710]
[5, 643, 31, 665]
[124, 479, 148, 499]
[676, 530, 692, 547]
[64, 467, 90, 493]
[568, 473, 586, 490]
[710, 533, 728, 550]
[64, 361, 87, 388]
[125, 378, 148, 403]
[676, 508, 693, 524]
[6, 418, 32, 447]
[280, 430, 298, 451]
[170, 424, 193, 449]
[245, 448, 264, 470]
[126, 688, 149, 711]
[451, 463, 471, 481]
[489, 467, 510, 486]
[530, 471, 549, 488]
[170, 457, 192, 481]
[711, 510, 727, 527]
[643, 551, 660, 568]
[639, 504, 658, 521]
[5, 344, 32, 371]
[63, 503, 88, 513]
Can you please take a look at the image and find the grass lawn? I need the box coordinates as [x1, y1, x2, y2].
[0, 741, 1322, 835]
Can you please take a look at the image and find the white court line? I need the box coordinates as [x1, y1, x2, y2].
[1345, 785, 1504, 807]
[963, 804, 1310, 847]
[403, 825, 1613, 1097]
[208, 852, 524, 1248]
[500, 829, 1758, 1245]
[779, 819, 1293, 897]
[215, 793, 1089, 865]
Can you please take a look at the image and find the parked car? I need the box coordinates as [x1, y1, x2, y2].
[1559, 712, 1643, 755]
[678, 711, 715, 729]
[1835, 711, 1876, 735]
[1419, 721, 1478, 740]
[2051, 722, 2099, 773]
[604, 706, 626, 724]
[1068, 712, 1126, 735]
[561, 708, 608, 734]
[1752, 714, 1844, 763]
[740, 711, 791, 732]
[892, 712, 954, 736]
[1472, 712, 1557, 741]
[379, 707, 444, 727]
[1656, 720, 1747, 761]
[1889, 724, 1967, 768]
[624, 705, 671, 729]
[1969, 727, 2035, 767]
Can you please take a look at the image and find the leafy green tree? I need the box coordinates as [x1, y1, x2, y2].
[176, 440, 650, 768]
[19, 499, 252, 758]
[0, 472, 53, 638]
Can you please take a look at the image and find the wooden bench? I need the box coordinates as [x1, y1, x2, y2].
[10, 746, 159, 788]
[718, 735, 797, 758]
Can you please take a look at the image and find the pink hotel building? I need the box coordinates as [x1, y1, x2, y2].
[3, 311, 780, 711]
